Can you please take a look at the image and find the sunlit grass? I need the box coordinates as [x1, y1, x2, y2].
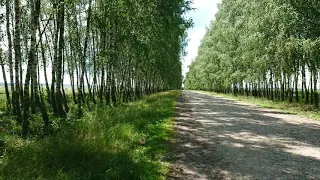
[196, 91, 320, 120]
[0, 90, 180, 179]
[0, 86, 6, 111]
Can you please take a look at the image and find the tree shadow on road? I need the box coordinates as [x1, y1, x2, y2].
[169, 91, 320, 180]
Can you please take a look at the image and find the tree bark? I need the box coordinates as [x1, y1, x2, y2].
[13, 0, 22, 123]
[55, 0, 66, 118]
[313, 71, 318, 109]
[6, 0, 15, 113]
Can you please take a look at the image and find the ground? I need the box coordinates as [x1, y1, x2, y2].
[169, 91, 320, 180]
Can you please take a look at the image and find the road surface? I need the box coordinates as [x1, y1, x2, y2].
[170, 91, 320, 180]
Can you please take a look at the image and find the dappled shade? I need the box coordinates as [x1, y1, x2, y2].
[1, 91, 179, 179]
[170, 91, 320, 179]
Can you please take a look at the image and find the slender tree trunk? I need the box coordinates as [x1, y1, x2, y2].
[77, 0, 93, 116]
[51, 1, 59, 116]
[99, 67, 105, 103]
[294, 71, 299, 103]
[310, 72, 313, 104]
[302, 65, 306, 101]
[270, 71, 274, 100]
[13, 0, 22, 123]
[0, 53, 11, 110]
[111, 69, 117, 106]
[6, 0, 15, 113]
[68, 67, 77, 104]
[55, 0, 66, 118]
[306, 81, 310, 105]
[289, 77, 293, 103]
[105, 67, 110, 105]
[66, 48, 77, 104]
[313, 71, 319, 109]
[281, 74, 285, 101]
[61, 55, 69, 113]
[83, 0, 94, 107]
[39, 28, 50, 100]
[92, 28, 97, 103]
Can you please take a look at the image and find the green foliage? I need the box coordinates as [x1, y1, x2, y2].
[199, 91, 320, 120]
[0, 91, 179, 180]
[186, 0, 320, 108]
[1, 0, 191, 135]
[0, 87, 6, 112]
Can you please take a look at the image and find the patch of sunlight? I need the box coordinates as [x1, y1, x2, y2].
[261, 113, 291, 120]
[225, 131, 320, 160]
[283, 144, 320, 160]
[230, 143, 245, 148]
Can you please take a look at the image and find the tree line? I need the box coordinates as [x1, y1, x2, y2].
[0, 0, 191, 136]
[186, 0, 320, 108]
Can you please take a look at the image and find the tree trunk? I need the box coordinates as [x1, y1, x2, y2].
[6, 0, 15, 113]
[281, 75, 285, 101]
[270, 72, 274, 100]
[310, 73, 314, 104]
[302, 65, 306, 100]
[13, 0, 22, 123]
[0, 52, 11, 110]
[55, 0, 66, 118]
[313, 71, 319, 109]
[39, 27, 50, 100]
[51, 0, 59, 116]
[295, 72, 299, 103]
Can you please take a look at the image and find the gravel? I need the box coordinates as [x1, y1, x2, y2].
[169, 91, 320, 180]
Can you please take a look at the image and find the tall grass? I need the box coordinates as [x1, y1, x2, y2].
[0, 91, 180, 180]
[0, 86, 6, 111]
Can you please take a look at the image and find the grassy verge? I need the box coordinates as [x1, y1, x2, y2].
[0, 91, 180, 180]
[195, 91, 320, 120]
[0, 87, 6, 111]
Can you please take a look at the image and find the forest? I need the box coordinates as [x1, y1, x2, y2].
[0, 0, 190, 179]
[186, 0, 320, 109]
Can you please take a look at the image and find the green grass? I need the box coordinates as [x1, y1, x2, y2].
[0, 87, 6, 112]
[196, 91, 320, 120]
[0, 90, 180, 180]
[0, 86, 74, 113]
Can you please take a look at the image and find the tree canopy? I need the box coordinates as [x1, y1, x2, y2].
[186, 0, 320, 108]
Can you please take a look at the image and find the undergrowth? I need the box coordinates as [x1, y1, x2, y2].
[0, 91, 180, 180]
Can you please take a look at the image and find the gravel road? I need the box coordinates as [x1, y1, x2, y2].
[169, 91, 320, 180]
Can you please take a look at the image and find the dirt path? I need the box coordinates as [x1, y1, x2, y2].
[169, 91, 320, 180]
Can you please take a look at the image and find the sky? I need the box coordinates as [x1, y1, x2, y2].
[0, 0, 221, 84]
[182, 0, 221, 76]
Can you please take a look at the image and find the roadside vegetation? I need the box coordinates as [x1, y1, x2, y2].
[0, 91, 179, 179]
[196, 91, 320, 120]
[186, 0, 320, 115]
[0, 0, 190, 136]
[0, 0, 190, 179]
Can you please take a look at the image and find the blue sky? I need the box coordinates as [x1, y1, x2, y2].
[182, 0, 221, 76]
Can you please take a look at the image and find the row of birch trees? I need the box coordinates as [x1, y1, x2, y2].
[186, 0, 320, 108]
[0, 0, 191, 136]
